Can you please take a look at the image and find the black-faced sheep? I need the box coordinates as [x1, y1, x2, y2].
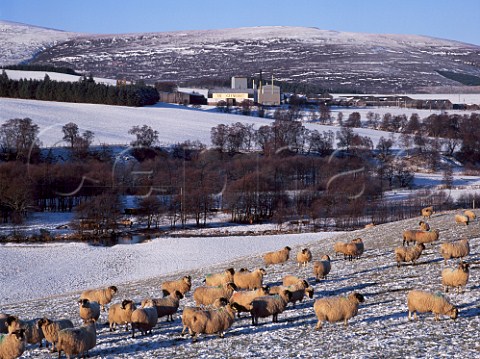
[263, 246, 291, 266]
[464, 210, 476, 221]
[205, 268, 235, 287]
[108, 299, 137, 332]
[5, 316, 44, 348]
[181, 297, 228, 336]
[419, 221, 430, 231]
[141, 290, 184, 322]
[37, 318, 74, 352]
[442, 262, 470, 294]
[250, 289, 292, 325]
[421, 206, 433, 219]
[78, 299, 100, 324]
[161, 275, 192, 297]
[229, 286, 270, 316]
[407, 290, 458, 321]
[270, 280, 313, 307]
[313, 255, 331, 282]
[296, 248, 312, 267]
[440, 238, 470, 264]
[130, 305, 158, 338]
[0, 313, 10, 334]
[313, 292, 365, 330]
[395, 243, 425, 267]
[0, 329, 26, 359]
[233, 268, 266, 290]
[79, 285, 118, 312]
[56, 321, 96, 359]
[193, 282, 237, 306]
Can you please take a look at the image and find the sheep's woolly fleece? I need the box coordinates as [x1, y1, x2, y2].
[1, 210, 480, 358]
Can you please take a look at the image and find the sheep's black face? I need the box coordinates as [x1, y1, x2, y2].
[12, 329, 25, 340]
[354, 293, 365, 303]
[110, 286, 118, 293]
[450, 308, 459, 320]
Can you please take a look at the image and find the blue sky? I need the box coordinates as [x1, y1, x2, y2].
[1, 0, 480, 45]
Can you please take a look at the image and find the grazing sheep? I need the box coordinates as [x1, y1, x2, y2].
[263, 246, 291, 266]
[37, 318, 74, 352]
[296, 248, 313, 267]
[233, 268, 266, 290]
[270, 280, 313, 306]
[442, 262, 470, 294]
[407, 290, 458, 321]
[421, 206, 433, 219]
[0, 329, 26, 359]
[141, 290, 184, 322]
[161, 275, 192, 297]
[56, 320, 96, 359]
[78, 299, 100, 324]
[6, 316, 44, 348]
[181, 297, 228, 336]
[440, 238, 470, 264]
[334, 238, 363, 260]
[250, 289, 292, 325]
[282, 274, 302, 287]
[364, 223, 375, 229]
[193, 282, 237, 306]
[131, 305, 158, 338]
[313, 255, 331, 282]
[414, 229, 440, 245]
[181, 299, 239, 342]
[464, 210, 476, 221]
[419, 221, 430, 231]
[395, 243, 425, 267]
[313, 292, 365, 330]
[229, 286, 270, 316]
[350, 238, 364, 259]
[108, 300, 137, 332]
[79, 285, 118, 312]
[205, 268, 235, 287]
[402, 229, 420, 247]
[455, 214, 469, 226]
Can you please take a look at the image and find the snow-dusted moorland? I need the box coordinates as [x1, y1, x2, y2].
[1, 210, 479, 358]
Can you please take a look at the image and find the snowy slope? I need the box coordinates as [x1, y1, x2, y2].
[3, 69, 117, 86]
[1, 211, 479, 358]
[0, 20, 78, 65]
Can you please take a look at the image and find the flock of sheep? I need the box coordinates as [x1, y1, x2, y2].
[0, 206, 476, 358]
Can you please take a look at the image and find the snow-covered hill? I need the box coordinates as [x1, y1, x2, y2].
[1, 211, 478, 357]
[0, 20, 79, 65]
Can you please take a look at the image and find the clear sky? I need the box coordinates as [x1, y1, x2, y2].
[1, 0, 479, 45]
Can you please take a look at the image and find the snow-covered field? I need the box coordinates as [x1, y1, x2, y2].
[3, 69, 118, 86]
[1, 97, 477, 149]
[1, 211, 479, 358]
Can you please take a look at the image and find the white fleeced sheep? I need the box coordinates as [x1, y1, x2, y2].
[464, 210, 476, 221]
[229, 286, 270, 316]
[442, 262, 470, 294]
[421, 206, 433, 219]
[130, 305, 158, 338]
[455, 214, 469, 226]
[0, 329, 26, 359]
[233, 268, 266, 290]
[161, 275, 192, 297]
[282, 274, 302, 287]
[181, 298, 228, 336]
[313, 255, 331, 282]
[108, 299, 137, 332]
[205, 268, 235, 287]
[364, 223, 375, 229]
[440, 238, 470, 264]
[263, 246, 291, 266]
[407, 290, 458, 321]
[79, 285, 118, 312]
[419, 221, 430, 231]
[313, 292, 365, 330]
[395, 243, 425, 267]
[402, 229, 420, 246]
[333, 241, 348, 257]
[193, 282, 237, 306]
[182, 301, 239, 342]
[250, 289, 292, 325]
[6, 316, 44, 348]
[78, 299, 100, 324]
[334, 238, 363, 260]
[37, 318, 74, 352]
[141, 290, 184, 322]
[56, 321, 96, 359]
[296, 248, 313, 267]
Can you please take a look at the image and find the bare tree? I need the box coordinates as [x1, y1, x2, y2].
[0, 118, 40, 161]
[129, 125, 159, 147]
